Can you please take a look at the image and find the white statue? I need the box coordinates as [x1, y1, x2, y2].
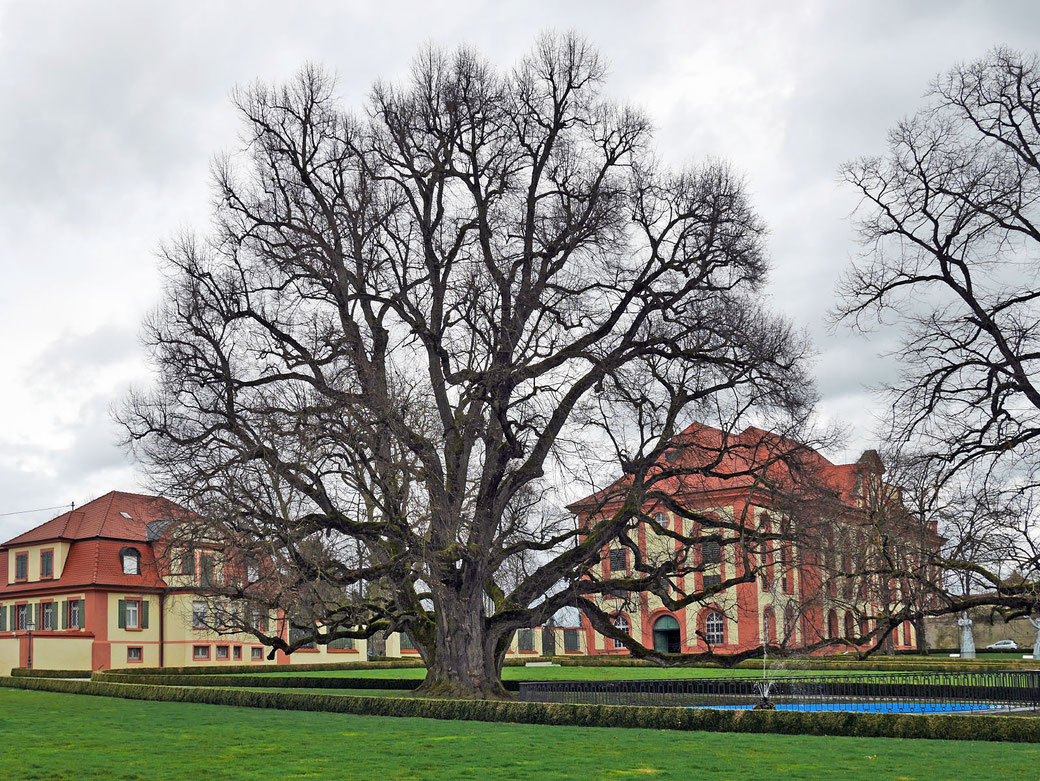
[1028, 616, 1040, 660]
[958, 611, 976, 659]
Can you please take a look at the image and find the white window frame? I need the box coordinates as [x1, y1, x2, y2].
[127, 646, 143, 662]
[705, 611, 725, 645]
[68, 600, 81, 629]
[192, 601, 207, 629]
[125, 600, 140, 629]
[41, 602, 54, 631]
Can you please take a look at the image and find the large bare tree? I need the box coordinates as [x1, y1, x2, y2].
[837, 47, 1040, 623]
[122, 35, 814, 698]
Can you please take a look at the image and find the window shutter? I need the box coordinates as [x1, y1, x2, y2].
[0, 606, 5, 631]
[117, 599, 126, 629]
[61, 601, 67, 630]
[34, 603, 40, 629]
[9, 605, 14, 630]
[141, 600, 149, 629]
[78, 599, 86, 629]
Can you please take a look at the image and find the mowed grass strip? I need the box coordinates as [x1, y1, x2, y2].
[2, 688, 1038, 781]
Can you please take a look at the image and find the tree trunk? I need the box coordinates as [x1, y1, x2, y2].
[414, 591, 511, 700]
[914, 616, 929, 655]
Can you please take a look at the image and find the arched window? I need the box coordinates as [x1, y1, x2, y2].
[783, 605, 796, 643]
[779, 519, 792, 593]
[827, 609, 839, 639]
[759, 513, 773, 590]
[824, 529, 836, 598]
[705, 611, 725, 645]
[844, 611, 855, 639]
[120, 547, 141, 576]
[763, 606, 777, 645]
[612, 616, 629, 649]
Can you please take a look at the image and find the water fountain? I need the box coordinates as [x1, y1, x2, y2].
[752, 624, 813, 710]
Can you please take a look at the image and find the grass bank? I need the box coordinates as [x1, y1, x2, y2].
[2, 687, 1038, 780]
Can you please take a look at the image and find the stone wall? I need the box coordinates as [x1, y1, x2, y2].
[925, 612, 1037, 651]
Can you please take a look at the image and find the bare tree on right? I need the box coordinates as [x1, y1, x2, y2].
[837, 47, 1040, 621]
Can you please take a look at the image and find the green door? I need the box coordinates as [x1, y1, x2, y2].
[652, 614, 681, 653]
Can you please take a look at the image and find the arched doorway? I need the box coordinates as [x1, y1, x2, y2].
[652, 614, 682, 653]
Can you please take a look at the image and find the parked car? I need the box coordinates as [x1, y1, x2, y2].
[985, 639, 1019, 651]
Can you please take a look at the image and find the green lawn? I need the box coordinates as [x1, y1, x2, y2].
[1, 688, 1037, 780]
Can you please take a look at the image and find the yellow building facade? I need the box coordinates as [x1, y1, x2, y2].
[0, 492, 366, 673]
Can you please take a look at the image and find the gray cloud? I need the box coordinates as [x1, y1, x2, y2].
[28, 324, 140, 386]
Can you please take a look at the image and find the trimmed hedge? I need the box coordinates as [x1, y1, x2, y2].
[3, 675, 1040, 742]
[91, 671, 522, 692]
[106, 659, 426, 676]
[10, 669, 90, 679]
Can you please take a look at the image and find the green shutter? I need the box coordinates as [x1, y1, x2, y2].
[79, 599, 86, 629]
[34, 603, 40, 629]
[141, 600, 149, 629]
[61, 600, 67, 630]
[9, 605, 14, 630]
[0, 606, 5, 631]
[117, 599, 126, 629]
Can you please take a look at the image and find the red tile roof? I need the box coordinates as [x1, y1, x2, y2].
[0, 539, 166, 594]
[2, 491, 187, 547]
[568, 423, 864, 514]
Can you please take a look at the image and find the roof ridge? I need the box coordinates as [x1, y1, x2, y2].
[91, 538, 102, 583]
[2, 491, 185, 547]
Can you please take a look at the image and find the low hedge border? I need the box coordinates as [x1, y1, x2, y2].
[92, 671, 523, 692]
[104, 657, 564, 676]
[10, 669, 90, 678]
[3, 674, 1040, 742]
[105, 659, 427, 676]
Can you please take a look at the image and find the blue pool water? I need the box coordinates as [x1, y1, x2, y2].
[699, 702, 997, 714]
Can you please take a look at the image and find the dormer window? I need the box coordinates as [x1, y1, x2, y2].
[120, 547, 141, 575]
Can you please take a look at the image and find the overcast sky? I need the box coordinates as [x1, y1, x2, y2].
[1, 0, 1038, 539]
